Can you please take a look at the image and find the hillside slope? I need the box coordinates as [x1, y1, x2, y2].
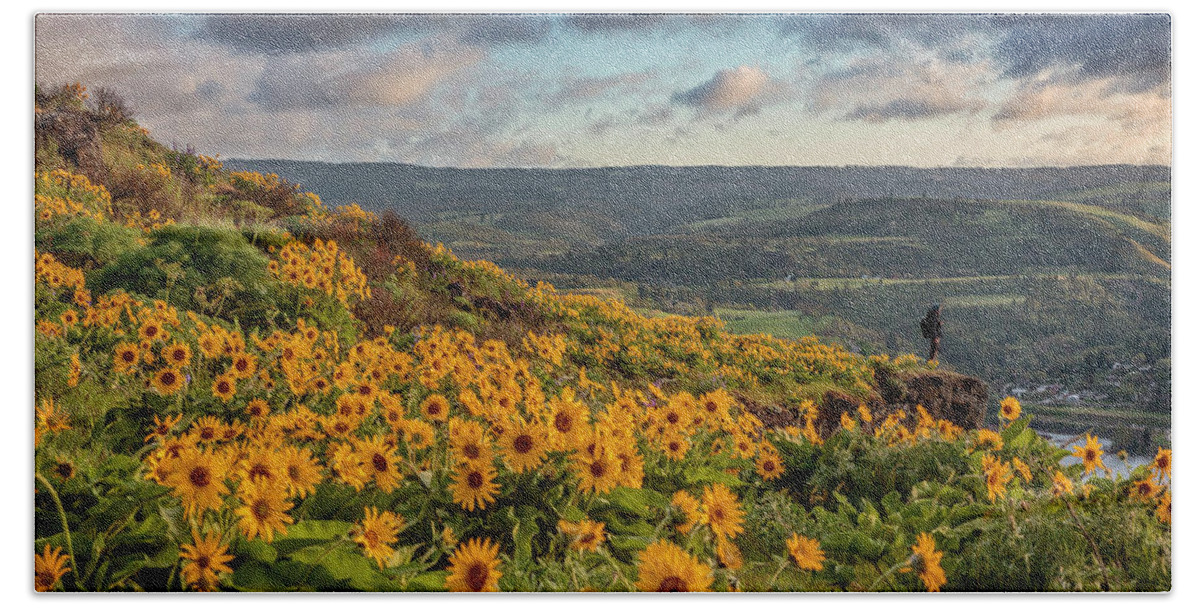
[234, 155, 1171, 419]
[34, 84, 1170, 593]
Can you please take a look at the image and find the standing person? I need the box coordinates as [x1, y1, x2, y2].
[920, 303, 943, 362]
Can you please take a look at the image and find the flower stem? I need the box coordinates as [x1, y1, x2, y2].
[36, 471, 83, 591]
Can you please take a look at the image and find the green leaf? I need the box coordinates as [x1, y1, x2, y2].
[946, 503, 989, 527]
[601, 487, 657, 516]
[229, 560, 283, 591]
[821, 530, 883, 561]
[560, 504, 587, 522]
[607, 534, 651, 553]
[683, 467, 743, 488]
[289, 545, 403, 591]
[1008, 428, 1036, 450]
[880, 490, 903, 515]
[405, 571, 447, 592]
[605, 519, 655, 537]
[512, 505, 540, 565]
[1001, 416, 1031, 445]
[238, 538, 278, 563]
[272, 520, 353, 556]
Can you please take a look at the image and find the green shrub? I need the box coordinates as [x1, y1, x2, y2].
[90, 224, 281, 328]
[36, 216, 142, 269]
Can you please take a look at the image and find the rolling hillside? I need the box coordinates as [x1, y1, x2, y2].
[33, 83, 1171, 593]
[229, 159, 1171, 426]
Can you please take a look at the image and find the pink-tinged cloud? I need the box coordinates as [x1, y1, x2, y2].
[811, 55, 991, 122]
[993, 76, 1171, 126]
[249, 44, 484, 110]
[673, 66, 770, 113]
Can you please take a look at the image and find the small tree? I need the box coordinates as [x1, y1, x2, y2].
[90, 87, 133, 125]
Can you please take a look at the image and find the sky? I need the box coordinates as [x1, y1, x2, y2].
[34, 12, 1171, 168]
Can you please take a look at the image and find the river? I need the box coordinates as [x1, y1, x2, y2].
[1040, 431, 1154, 479]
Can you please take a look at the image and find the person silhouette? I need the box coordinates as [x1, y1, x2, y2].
[920, 303, 942, 362]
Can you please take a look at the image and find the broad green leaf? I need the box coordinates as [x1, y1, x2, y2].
[288, 545, 403, 591]
[1001, 416, 1031, 444]
[405, 571, 447, 592]
[1008, 428, 1037, 450]
[238, 537, 278, 563]
[272, 520, 353, 556]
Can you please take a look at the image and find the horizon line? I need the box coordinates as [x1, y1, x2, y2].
[224, 157, 1173, 172]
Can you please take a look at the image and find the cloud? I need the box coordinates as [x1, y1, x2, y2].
[36, 15, 265, 118]
[546, 70, 657, 107]
[672, 66, 770, 114]
[192, 14, 411, 55]
[403, 122, 568, 168]
[456, 15, 553, 46]
[993, 78, 1171, 131]
[780, 13, 1171, 93]
[778, 14, 992, 52]
[811, 55, 990, 122]
[33, 13, 1171, 168]
[992, 14, 1170, 93]
[632, 105, 676, 126]
[845, 98, 974, 122]
[246, 44, 484, 111]
[193, 14, 555, 54]
[561, 14, 668, 33]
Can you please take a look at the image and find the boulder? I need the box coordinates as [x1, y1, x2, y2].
[873, 366, 988, 430]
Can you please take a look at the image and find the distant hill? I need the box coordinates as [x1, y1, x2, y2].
[228, 158, 1171, 420]
[227, 159, 1169, 235]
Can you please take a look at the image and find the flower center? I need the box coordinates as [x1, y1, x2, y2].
[252, 499, 271, 521]
[657, 575, 688, 592]
[554, 413, 573, 433]
[467, 471, 484, 489]
[189, 465, 211, 488]
[248, 463, 272, 482]
[513, 434, 534, 454]
[372, 453, 389, 473]
[466, 562, 489, 591]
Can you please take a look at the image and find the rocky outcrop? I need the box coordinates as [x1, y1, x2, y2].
[735, 392, 799, 429]
[35, 110, 107, 182]
[739, 367, 988, 437]
[873, 366, 988, 430]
